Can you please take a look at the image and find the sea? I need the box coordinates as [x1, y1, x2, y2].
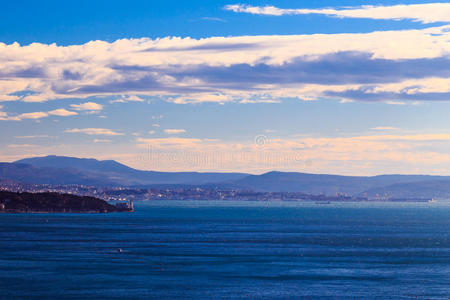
[0, 201, 449, 299]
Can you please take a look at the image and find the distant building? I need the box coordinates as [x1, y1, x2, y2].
[114, 199, 134, 211]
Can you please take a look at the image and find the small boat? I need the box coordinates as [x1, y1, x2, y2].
[315, 201, 331, 204]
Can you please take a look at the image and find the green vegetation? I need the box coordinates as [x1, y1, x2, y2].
[0, 191, 131, 213]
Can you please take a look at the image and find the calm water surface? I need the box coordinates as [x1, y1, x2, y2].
[0, 201, 449, 299]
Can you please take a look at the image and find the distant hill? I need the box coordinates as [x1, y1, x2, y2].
[2, 155, 450, 199]
[0, 163, 114, 186]
[13, 155, 248, 185]
[223, 171, 448, 196]
[16, 156, 136, 174]
[363, 179, 450, 199]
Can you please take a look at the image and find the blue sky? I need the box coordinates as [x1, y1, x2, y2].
[1, 1, 450, 175]
[0, 0, 439, 44]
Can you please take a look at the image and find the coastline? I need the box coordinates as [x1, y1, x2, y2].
[0, 191, 133, 214]
[0, 210, 132, 214]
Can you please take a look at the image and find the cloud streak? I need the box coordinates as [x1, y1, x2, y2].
[371, 126, 398, 131]
[224, 3, 450, 23]
[0, 108, 77, 121]
[65, 128, 123, 136]
[4, 132, 450, 175]
[164, 129, 186, 135]
[48, 109, 78, 116]
[132, 133, 450, 174]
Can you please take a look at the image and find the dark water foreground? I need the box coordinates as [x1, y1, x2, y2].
[0, 201, 449, 299]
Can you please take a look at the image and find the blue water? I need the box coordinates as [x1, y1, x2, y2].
[0, 201, 449, 299]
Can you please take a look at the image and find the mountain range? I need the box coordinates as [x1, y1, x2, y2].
[0, 155, 449, 199]
[11, 156, 248, 186]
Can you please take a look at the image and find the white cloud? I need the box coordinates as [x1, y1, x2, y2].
[110, 95, 144, 103]
[385, 101, 406, 105]
[136, 137, 201, 148]
[1, 25, 450, 104]
[65, 128, 123, 136]
[164, 129, 186, 135]
[240, 99, 281, 104]
[15, 135, 54, 139]
[169, 93, 232, 104]
[0, 95, 21, 102]
[224, 3, 450, 23]
[93, 139, 112, 143]
[70, 102, 103, 111]
[202, 17, 226, 22]
[0, 108, 78, 121]
[371, 126, 398, 131]
[3, 112, 49, 121]
[7, 144, 37, 148]
[48, 108, 78, 116]
[356, 133, 450, 141]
